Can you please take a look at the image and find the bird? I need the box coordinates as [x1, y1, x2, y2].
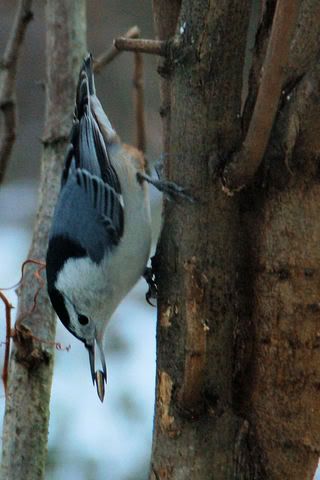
[46, 54, 153, 402]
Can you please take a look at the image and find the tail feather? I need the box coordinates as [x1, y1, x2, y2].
[75, 53, 95, 118]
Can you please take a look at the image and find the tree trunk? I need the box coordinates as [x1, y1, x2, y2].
[0, 2, 86, 479]
[150, 1, 320, 479]
[238, 1, 320, 477]
[150, 2, 250, 479]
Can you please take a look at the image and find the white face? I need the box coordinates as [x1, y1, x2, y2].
[63, 293, 96, 345]
[55, 255, 115, 327]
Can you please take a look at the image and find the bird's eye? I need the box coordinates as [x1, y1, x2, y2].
[78, 314, 89, 326]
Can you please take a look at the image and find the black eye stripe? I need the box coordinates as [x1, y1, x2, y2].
[78, 314, 89, 325]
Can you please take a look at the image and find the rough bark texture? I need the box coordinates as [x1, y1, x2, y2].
[150, 2, 250, 479]
[237, 2, 320, 478]
[151, 1, 320, 479]
[0, 2, 86, 479]
[152, 0, 181, 156]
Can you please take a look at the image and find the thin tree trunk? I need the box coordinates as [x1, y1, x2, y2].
[0, 2, 86, 479]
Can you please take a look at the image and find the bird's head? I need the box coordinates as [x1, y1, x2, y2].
[47, 285, 107, 402]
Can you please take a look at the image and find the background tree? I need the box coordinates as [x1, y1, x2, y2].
[0, 1, 86, 479]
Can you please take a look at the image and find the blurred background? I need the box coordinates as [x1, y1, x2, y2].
[0, 1, 162, 479]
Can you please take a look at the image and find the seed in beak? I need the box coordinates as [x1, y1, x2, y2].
[95, 369, 106, 402]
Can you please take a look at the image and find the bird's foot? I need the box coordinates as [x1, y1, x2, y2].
[143, 266, 158, 306]
[137, 172, 194, 203]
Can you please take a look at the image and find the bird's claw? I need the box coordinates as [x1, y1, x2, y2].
[143, 266, 157, 306]
[137, 172, 195, 203]
[155, 179, 194, 203]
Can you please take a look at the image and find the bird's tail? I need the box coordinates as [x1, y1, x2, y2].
[74, 53, 117, 144]
[75, 53, 95, 118]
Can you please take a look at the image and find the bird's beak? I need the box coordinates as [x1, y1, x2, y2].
[86, 339, 107, 402]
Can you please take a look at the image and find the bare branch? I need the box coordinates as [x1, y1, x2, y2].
[93, 26, 140, 73]
[133, 52, 146, 152]
[0, 0, 33, 185]
[223, 0, 300, 191]
[114, 37, 166, 56]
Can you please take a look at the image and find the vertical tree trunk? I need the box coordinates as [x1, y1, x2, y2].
[150, 1, 320, 479]
[0, 2, 86, 479]
[150, 2, 250, 479]
[239, 2, 320, 477]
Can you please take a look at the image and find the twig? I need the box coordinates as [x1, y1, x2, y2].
[114, 37, 167, 56]
[133, 52, 145, 152]
[0, 0, 33, 185]
[0, 258, 70, 395]
[222, 0, 300, 191]
[0, 291, 13, 394]
[1, 258, 45, 292]
[0, 259, 45, 394]
[93, 26, 140, 73]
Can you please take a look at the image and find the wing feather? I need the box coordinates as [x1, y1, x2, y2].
[75, 168, 124, 239]
[51, 54, 124, 263]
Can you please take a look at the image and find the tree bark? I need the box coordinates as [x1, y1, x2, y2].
[238, 2, 320, 478]
[150, 1, 320, 479]
[152, 0, 181, 157]
[0, 2, 86, 479]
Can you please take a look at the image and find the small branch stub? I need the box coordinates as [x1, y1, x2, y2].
[114, 37, 167, 56]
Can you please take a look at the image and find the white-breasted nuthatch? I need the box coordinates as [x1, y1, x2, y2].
[46, 54, 153, 402]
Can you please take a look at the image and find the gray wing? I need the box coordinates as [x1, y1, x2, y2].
[75, 167, 123, 237]
[51, 55, 124, 263]
[51, 160, 124, 264]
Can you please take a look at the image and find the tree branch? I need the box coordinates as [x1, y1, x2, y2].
[0, 0, 33, 185]
[133, 51, 146, 152]
[114, 37, 166, 56]
[223, 0, 300, 191]
[93, 25, 140, 73]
